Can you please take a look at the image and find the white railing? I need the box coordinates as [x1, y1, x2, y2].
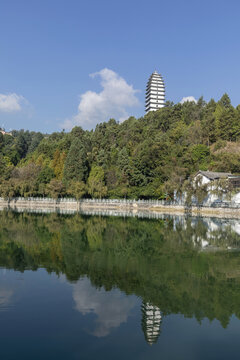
[1, 197, 240, 209]
[0, 197, 178, 206]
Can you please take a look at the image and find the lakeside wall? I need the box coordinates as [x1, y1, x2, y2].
[0, 197, 158, 211]
[1, 197, 240, 218]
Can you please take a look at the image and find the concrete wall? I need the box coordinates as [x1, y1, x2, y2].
[2, 197, 240, 219]
[0, 197, 160, 212]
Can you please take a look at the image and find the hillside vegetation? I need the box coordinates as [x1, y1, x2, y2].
[1, 94, 240, 199]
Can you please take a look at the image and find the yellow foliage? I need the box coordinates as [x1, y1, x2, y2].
[51, 150, 66, 180]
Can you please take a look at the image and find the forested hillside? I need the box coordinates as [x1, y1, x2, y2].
[1, 94, 240, 199]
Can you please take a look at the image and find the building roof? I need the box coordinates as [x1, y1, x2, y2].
[197, 170, 232, 180]
[0, 130, 12, 136]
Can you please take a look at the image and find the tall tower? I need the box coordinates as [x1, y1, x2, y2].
[141, 302, 162, 345]
[145, 71, 165, 112]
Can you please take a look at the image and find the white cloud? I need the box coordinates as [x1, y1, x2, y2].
[73, 277, 136, 337]
[63, 68, 140, 130]
[180, 96, 197, 104]
[0, 93, 26, 112]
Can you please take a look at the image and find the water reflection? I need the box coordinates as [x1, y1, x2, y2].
[141, 302, 162, 345]
[72, 278, 136, 337]
[1, 211, 240, 345]
[0, 269, 15, 312]
[0, 288, 13, 311]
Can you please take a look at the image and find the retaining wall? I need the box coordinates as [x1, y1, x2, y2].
[1, 198, 240, 219]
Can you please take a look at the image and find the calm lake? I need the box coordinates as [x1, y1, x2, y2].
[1, 211, 240, 359]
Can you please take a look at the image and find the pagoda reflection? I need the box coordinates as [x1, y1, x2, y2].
[141, 302, 162, 345]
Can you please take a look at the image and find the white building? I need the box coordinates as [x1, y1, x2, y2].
[0, 129, 12, 136]
[145, 71, 165, 112]
[192, 170, 240, 205]
[193, 170, 232, 186]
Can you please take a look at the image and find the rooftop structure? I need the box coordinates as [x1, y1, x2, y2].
[0, 129, 12, 136]
[145, 70, 165, 113]
[196, 170, 232, 181]
[194, 170, 240, 189]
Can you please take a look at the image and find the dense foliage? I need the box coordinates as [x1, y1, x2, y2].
[1, 94, 240, 199]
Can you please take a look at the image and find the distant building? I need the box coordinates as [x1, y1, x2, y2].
[188, 170, 240, 205]
[194, 170, 240, 189]
[0, 129, 12, 136]
[194, 170, 232, 185]
[141, 302, 162, 345]
[145, 71, 165, 113]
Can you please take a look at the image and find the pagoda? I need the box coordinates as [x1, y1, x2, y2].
[145, 70, 165, 112]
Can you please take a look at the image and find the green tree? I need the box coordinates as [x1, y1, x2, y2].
[37, 167, 54, 185]
[63, 138, 88, 183]
[67, 181, 86, 199]
[46, 179, 65, 199]
[218, 93, 231, 108]
[87, 166, 107, 198]
[191, 144, 210, 166]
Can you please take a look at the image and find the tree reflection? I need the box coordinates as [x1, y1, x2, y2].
[1, 211, 240, 342]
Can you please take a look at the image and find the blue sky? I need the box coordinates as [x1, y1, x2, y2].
[0, 0, 240, 132]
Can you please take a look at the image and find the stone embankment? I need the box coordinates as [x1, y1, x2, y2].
[0, 198, 162, 215]
[1, 197, 240, 218]
[0, 197, 155, 212]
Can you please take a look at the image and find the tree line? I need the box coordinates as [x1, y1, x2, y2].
[1, 93, 240, 199]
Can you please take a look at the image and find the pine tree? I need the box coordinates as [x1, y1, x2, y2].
[63, 138, 88, 183]
[218, 93, 231, 108]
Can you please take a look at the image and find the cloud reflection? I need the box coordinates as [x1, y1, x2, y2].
[73, 278, 136, 337]
[0, 288, 13, 310]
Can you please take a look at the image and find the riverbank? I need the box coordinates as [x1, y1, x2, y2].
[1, 197, 240, 219]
